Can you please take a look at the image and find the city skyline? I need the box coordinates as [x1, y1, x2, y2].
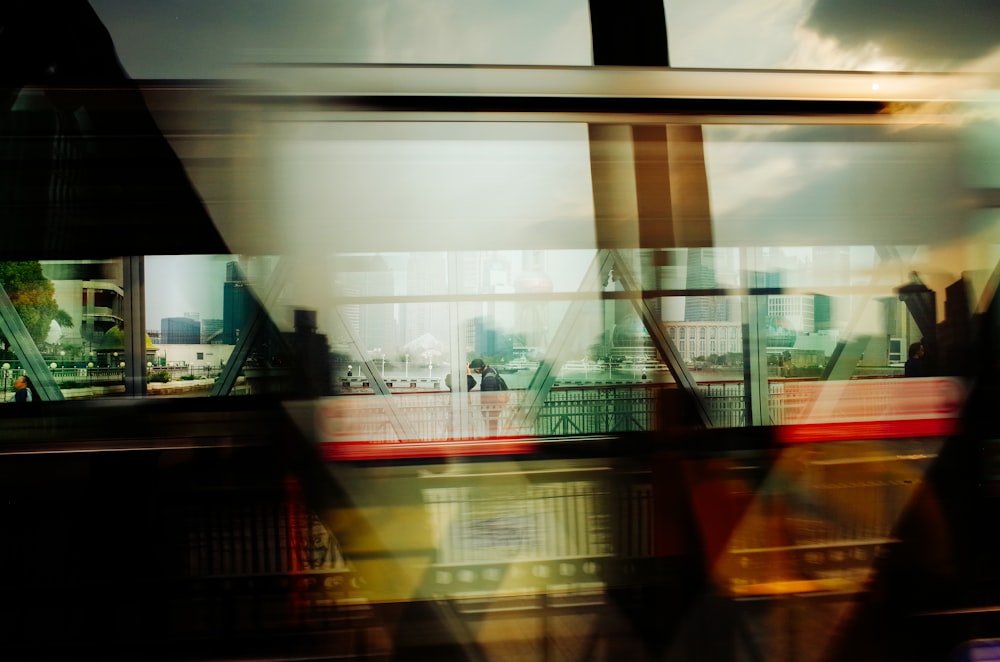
[140, 245, 910, 348]
[145, 254, 231, 325]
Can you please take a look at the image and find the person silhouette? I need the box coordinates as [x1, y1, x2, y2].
[904, 342, 927, 378]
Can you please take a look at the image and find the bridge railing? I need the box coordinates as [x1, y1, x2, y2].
[315, 380, 834, 444]
[320, 376, 967, 447]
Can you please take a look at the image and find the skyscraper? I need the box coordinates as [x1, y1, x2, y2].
[684, 248, 729, 322]
[222, 261, 256, 345]
[161, 316, 200, 344]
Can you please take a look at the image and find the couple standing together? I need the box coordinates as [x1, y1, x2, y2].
[447, 358, 509, 436]
[447, 358, 508, 393]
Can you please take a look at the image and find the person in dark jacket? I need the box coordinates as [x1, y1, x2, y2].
[469, 358, 508, 390]
[12, 375, 35, 402]
[904, 342, 927, 377]
[469, 358, 508, 435]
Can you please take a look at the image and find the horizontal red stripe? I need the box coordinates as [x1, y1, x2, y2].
[319, 436, 538, 461]
[776, 417, 960, 443]
[318, 416, 960, 459]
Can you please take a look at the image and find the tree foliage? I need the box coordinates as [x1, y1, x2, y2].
[0, 261, 70, 346]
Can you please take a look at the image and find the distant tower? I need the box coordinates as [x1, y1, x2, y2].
[161, 316, 200, 344]
[222, 260, 255, 345]
[684, 248, 727, 321]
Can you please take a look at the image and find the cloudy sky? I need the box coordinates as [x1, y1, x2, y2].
[78, 0, 999, 323]
[87, 0, 1000, 75]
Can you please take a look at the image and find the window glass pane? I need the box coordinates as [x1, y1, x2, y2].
[266, 122, 596, 256]
[704, 125, 968, 249]
[664, 0, 1000, 72]
[2, 259, 128, 402]
[121, 106, 998, 439]
[91, 0, 593, 77]
[140, 255, 235, 395]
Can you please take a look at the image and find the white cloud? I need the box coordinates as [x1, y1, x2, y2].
[705, 126, 850, 220]
[782, 24, 909, 71]
[708, 155, 802, 218]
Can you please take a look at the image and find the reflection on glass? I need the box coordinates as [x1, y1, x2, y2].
[12, 234, 984, 434]
[0, 260, 126, 401]
[267, 122, 597, 256]
[140, 255, 243, 397]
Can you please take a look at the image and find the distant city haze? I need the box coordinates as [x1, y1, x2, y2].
[145, 255, 229, 327]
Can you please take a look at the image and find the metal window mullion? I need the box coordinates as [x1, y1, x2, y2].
[447, 252, 473, 437]
[333, 306, 417, 442]
[211, 258, 294, 397]
[511, 250, 616, 432]
[122, 255, 147, 397]
[741, 256, 770, 427]
[610, 250, 714, 428]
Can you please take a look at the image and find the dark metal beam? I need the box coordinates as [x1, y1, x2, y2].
[510, 250, 616, 432]
[0, 283, 63, 401]
[333, 306, 418, 442]
[820, 246, 904, 381]
[898, 278, 938, 344]
[210, 260, 289, 397]
[446, 252, 474, 434]
[610, 250, 714, 428]
[123, 256, 147, 397]
[742, 263, 771, 426]
[589, 0, 670, 66]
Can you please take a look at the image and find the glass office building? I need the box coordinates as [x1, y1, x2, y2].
[1, 1, 999, 659]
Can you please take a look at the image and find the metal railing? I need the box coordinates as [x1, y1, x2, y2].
[318, 380, 844, 443]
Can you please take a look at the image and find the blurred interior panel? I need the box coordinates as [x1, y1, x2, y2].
[1, 2, 999, 661]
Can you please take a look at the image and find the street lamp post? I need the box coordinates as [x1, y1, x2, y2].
[370, 347, 384, 378]
[1, 363, 8, 401]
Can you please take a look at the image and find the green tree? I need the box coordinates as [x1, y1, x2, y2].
[0, 261, 72, 348]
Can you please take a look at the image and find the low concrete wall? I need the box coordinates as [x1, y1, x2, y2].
[60, 379, 216, 399]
